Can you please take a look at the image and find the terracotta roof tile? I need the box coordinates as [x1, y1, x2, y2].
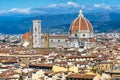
[70, 17, 93, 32]
[66, 73, 96, 79]
[29, 63, 53, 67]
[22, 32, 32, 40]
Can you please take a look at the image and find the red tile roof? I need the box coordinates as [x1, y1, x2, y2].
[70, 17, 93, 32]
[29, 63, 53, 67]
[22, 32, 32, 40]
[66, 73, 96, 79]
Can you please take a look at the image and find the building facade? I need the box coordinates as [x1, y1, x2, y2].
[45, 35, 68, 48]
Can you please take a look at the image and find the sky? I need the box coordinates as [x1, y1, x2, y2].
[0, 0, 120, 14]
[1, 0, 120, 10]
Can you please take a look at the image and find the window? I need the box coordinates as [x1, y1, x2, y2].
[35, 27, 37, 31]
[58, 40, 60, 42]
[83, 34, 85, 37]
[45, 36, 47, 41]
[65, 40, 67, 42]
[75, 34, 77, 37]
[51, 40, 53, 42]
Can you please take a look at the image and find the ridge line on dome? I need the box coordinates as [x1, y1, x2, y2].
[79, 17, 81, 32]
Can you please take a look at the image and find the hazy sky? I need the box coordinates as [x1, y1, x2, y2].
[0, 0, 120, 10]
[0, 0, 120, 15]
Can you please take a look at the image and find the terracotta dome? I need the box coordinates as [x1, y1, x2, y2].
[70, 10, 93, 32]
[22, 32, 32, 40]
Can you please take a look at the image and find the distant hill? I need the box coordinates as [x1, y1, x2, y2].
[0, 12, 120, 34]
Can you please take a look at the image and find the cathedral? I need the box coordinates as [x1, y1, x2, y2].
[69, 10, 95, 48]
[22, 10, 96, 48]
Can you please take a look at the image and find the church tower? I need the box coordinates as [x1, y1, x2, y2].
[33, 20, 41, 48]
[44, 34, 49, 48]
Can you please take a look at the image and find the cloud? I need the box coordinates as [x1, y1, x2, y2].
[94, 3, 111, 9]
[47, 1, 80, 8]
[67, 1, 80, 7]
[0, 8, 46, 15]
[94, 4, 101, 7]
[30, 8, 46, 14]
[8, 8, 31, 14]
[47, 4, 57, 8]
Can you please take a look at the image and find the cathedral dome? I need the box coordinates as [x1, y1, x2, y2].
[69, 10, 93, 33]
[22, 32, 32, 40]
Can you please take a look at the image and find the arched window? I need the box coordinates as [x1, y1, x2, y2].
[58, 40, 60, 42]
[75, 34, 77, 37]
[51, 40, 53, 42]
[35, 27, 37, 31]
[83, 34, 85, 37]
[45, 36, 47, 41]
[65, 40, 67, 42]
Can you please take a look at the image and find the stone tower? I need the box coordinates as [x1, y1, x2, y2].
[33, 20, 41, 48]
[44, 34, 49, 48]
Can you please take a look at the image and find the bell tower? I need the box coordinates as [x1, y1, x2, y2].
[33, 20, 41, 48]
